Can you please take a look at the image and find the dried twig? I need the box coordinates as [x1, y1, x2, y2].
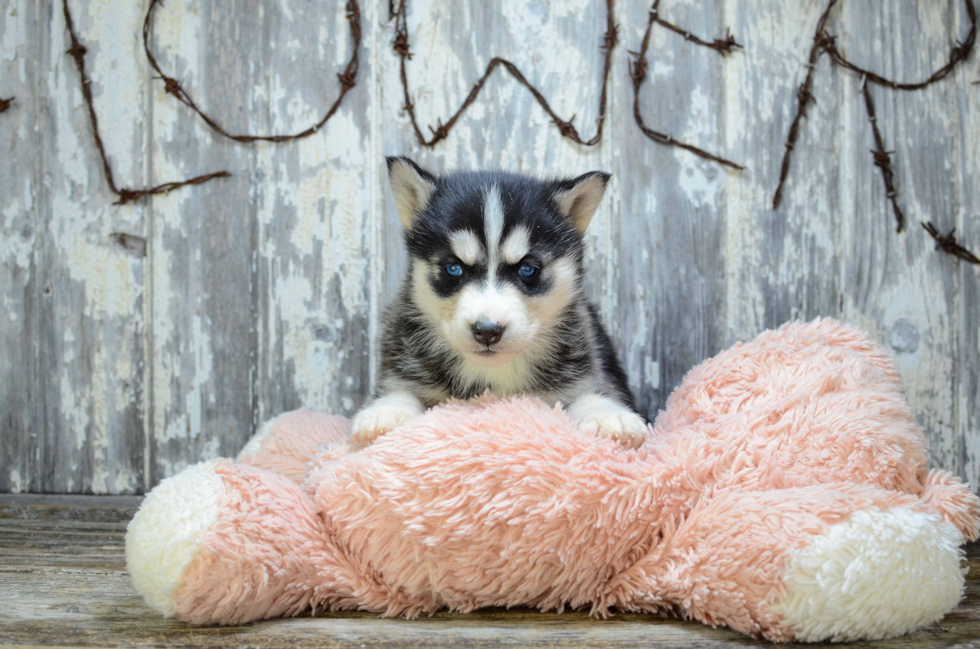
[629, 0, 744, 170]
[63, 0, 229, 205]
[773, 0, 976, 211]
[0, 96, 12, 112]
[923, 222, 980, 264]
[392, 0, 614, 147]
[861, 82, 904, 232]
[143, 0, 361, 143]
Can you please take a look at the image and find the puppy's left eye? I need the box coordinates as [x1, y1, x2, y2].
[518, 263, 538, 278]
[445, 263, 464, 277]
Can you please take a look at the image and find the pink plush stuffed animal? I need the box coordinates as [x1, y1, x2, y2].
[126, 319, 979, 642]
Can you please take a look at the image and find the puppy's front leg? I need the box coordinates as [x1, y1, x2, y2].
[568, 393, 648, 448]
[351, 391, 425, 444]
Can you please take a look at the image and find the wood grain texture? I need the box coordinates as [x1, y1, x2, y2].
[953, 0, 980, 501]
[615, 0, 735, 418]
[144, 0, 377, 485]
[146, 0, 265, 486]
[723, 0, 843, 339]
[1, 495, 979, 649]
[0, 0, 39, 494]
[835, 1, 962, 476]
[0, 0, 978, 494]
[13, 0, 148, 493]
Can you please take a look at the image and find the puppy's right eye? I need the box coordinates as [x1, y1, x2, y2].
[445, 263, 463, 277]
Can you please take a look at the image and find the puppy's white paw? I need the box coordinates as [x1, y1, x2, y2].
[350, 392, 424, 444]
[568, 394, 648, 448]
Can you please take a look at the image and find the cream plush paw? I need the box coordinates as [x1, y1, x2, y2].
[351, 391, 425, 444]
[127, 460, 340, 626]
[771, 507, 965, 642]
[568, 393, 648, 448]
[125, 460, 225, 618]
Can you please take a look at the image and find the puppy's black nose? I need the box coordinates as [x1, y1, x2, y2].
[472, 320, 504, 346]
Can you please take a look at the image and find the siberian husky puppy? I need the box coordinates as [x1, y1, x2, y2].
[352, 157, 646, 447]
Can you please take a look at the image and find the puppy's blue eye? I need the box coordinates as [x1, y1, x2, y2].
[518, 263, 538, 278]
[445, 263, 463, 277]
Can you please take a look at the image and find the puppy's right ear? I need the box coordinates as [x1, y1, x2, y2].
[386, 156, 437, 228]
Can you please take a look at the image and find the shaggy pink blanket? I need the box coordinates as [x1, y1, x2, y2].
[126, 319, 979, 642]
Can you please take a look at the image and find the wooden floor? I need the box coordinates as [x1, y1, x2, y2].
[1, 495, 978, 649]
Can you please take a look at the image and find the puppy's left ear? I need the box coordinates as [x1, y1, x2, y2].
[550, 171, 611, 234]
[386, 156, 438, 228]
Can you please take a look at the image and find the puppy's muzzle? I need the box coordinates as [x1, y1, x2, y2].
[472, 320, 505, 346]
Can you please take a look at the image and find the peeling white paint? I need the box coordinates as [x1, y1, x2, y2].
[2, 0, 978, 494]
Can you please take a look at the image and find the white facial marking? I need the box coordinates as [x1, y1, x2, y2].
[483, 184, 504, 280]
[449, 230, 482, 266]
[410, 186, 584, 398]
[501, 226, 530, 265]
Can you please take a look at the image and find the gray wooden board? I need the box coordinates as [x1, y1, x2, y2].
[0, 0, 978, 494]
[1, 495, 979, 649]
[837, 1, 961, 476]
[0, 0, 39, 494]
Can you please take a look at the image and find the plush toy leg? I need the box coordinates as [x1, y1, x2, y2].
[920, 469, 980, 542]
[237, 409, 351, 484]
[126, 459, 361, 625]
[605, 485, 966, 642]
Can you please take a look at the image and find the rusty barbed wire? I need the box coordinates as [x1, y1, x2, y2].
[861, 80, 904, 232]
[923, 222, 980, 265]
[392, 0, 615, 148]
[645, 0, 742, 55]
[821, 0, 977, 91]
[0, 96, 12, 112]
[772, 0, 840, 211]
[773, 0, 976, 216]
[62, 0, 229, 205]
[143, 0, 361, 143]
[629, 0, 744, 170]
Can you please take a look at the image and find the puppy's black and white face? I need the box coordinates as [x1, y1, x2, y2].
[387, 157, 609, 370]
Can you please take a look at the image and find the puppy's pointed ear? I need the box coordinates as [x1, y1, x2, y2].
[550, 171, 611, 234]
[386, 156, 437, 228]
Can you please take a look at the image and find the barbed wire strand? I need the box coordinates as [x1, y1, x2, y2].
[861, 81, 905, 232]
[629, 0, 744, 170]
[821, 0, 976, 91]
[771, 0, 840, 210]
[646, 0, 742, 54]
[62, 0, 229, 205]
[0, 96, 12, 112]
[392, 0, 615, 147]
[923, 222, 980, 264]
[773, 0, 976, 212]
[142, 0, 361, 143]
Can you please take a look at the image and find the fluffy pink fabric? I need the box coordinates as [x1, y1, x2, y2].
[147, 319, 978, 640]
[237, 409, 350, 485]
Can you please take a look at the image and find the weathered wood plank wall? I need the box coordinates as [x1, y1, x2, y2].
[1, 0, 978, 494]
